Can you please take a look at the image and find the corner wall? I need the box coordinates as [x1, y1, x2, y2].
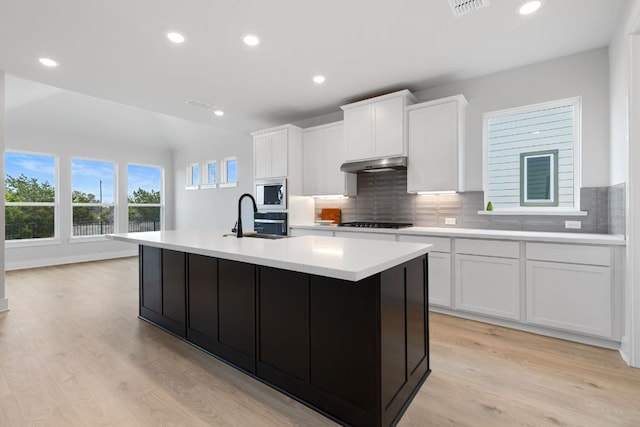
[0, 71, 7, 311]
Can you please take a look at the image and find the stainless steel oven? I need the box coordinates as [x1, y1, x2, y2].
[255, 178, 286, 211]
[254, 212, 288, 236]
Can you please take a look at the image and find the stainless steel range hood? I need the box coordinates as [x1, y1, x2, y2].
[340, 156, 407, 174]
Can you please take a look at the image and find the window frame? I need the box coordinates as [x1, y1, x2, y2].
[127, 163, 164, 232]
[70, 157, 117, 239]
[185, 163, 200, 190]
[4, 150, 60, 245]
[219, 156, 238, 188]
[201, 160, 218, 189]
[481, 97, 583, 215]
[520, 149, 559, 207]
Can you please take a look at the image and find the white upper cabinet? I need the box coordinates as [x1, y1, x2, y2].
[341, 90, 416, 162]
[407, 95, 467, 194]
[303, 122, 356, 196]
[251, 124, 303, 195]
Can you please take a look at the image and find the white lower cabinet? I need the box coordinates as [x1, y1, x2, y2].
[455, 254, 520, 320]
[525, 242, 614, 338]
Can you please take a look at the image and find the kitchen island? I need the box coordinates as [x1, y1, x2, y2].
[108, 230, 432, 427]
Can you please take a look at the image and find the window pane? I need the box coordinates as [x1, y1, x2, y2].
[226, 159, 237, 183]
[72, 206, 115, 236]
[191, 165, 199, 186]
[128, 207, 161, 231]
[127, 164, 161, 203]
[5, 206, 55, 240]
[72, 159, 115, 203]
[526, 156, 551, 200]
[5, 152, 55, 202]
[207, 163, 217, 184]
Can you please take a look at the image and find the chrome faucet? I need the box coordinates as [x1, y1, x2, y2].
[237, 193, 258, 237]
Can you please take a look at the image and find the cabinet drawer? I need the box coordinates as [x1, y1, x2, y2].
[397, 235, 451, 253]
[526, 243, 611, 266]
[455, 239, 519, 259]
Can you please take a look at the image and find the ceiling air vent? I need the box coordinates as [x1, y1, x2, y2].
[448, 0, 490, 17]
[185, 98, 215, 110]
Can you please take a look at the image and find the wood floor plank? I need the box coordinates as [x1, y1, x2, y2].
[3, 257, 640, 426]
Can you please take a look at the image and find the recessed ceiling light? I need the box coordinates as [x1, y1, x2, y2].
[213, 110, 224, 117]
[166, 31, 186, 44]
[519, 1, 542, 15]
[313, 75, 326, 84]
[242, 34, 260, 47]
[38, 57, 58, 67]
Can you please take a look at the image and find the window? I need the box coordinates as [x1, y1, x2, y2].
[185, 163, 200, 190]
[220, 157, 238, 188]
[5, 151, 57, 241]
[520, 150, 558, 206]
[71, 158, 116, 236]
[128, 164, 163, 232]
[483, 97, 581, 213]
[202, 160, 218, 189]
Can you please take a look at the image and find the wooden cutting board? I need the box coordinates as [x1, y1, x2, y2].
[320, 208, 341, 224]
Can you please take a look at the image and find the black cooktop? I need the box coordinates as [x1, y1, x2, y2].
[338, 221, 413, 229]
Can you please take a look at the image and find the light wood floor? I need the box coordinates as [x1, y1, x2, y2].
[1, 257, 640, 426]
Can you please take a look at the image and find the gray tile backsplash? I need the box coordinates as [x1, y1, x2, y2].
[314, 170, 626, 235]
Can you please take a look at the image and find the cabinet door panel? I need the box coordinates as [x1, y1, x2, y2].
[526, 261, 612, 337]
[374, 97, 404, 157]
[344, 106, 372, 161]
[187, 254, 217, 339]
[218, 259, 255, 360]
[407, 102, 457, 193]
[270, 130, 288, 178]
[455, 254, 520, 320]
[141, 246, 162, 313]
[324, 123, 347, 195]
[254, 134, 272, 179]
[333, 231, 396, 241]
[258, 268, 309, 382]
[302, 129, 323, 195]
[406, 257, 427, 380]
[428, 252, 452, 307]
[162, 250, 185, 324]
[380, 265, 406, 409]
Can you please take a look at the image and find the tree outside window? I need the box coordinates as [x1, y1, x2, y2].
[128, 164, 163, 231]
[72, 158, 116, 236]
[4, 152, 56, 240]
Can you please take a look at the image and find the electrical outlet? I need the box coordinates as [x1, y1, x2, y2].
[445, 217, 457, 225]
[565, 220, 582, 229]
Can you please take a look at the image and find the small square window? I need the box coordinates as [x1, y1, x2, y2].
[201, 161, 218, 189]
[520, 150, 558, 207]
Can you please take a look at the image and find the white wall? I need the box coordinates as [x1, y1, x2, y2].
[610, 0, 640, 368]
[172, 128, 253, 233]
[4, 126, 174, 270]
[414, 47, 611, 190]
[0, 71, 7, 311]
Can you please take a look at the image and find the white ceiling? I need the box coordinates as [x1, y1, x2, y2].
[0, 0, 630, 144]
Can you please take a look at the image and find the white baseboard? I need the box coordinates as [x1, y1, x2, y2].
[430, 306, 621, 351]
[5, 249, 138, 271]
[0, 297, 8, 313]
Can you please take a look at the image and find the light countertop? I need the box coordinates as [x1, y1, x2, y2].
[107, 230, 431, 282]
[290, 224, 626, 245]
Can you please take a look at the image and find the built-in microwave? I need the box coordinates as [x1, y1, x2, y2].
[255, 178, 287, 210]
